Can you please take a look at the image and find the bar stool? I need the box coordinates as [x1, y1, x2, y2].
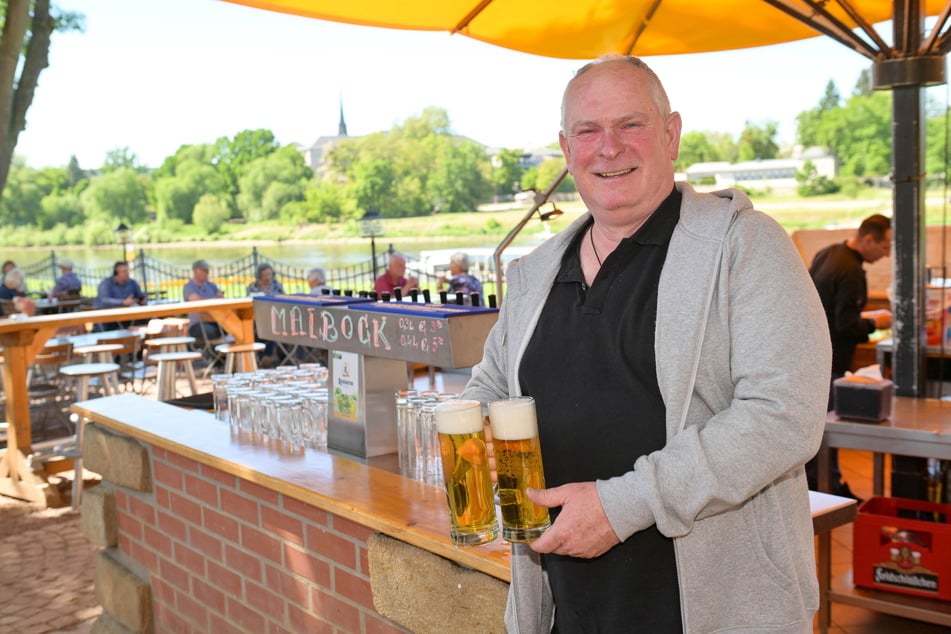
[72, 343, 124, 392]
[57, 362, 120, 510]
[150, 351, 202, 401]
[215, 342, 266, 373]
[144, 336, 196, 354]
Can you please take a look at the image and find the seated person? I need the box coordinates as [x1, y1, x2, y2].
[441, 251, 483, 297]
[183, 259, 225, 341]
[247, 263, 285, 296]
[1, 260, 24, 293]
[94, 262, 147, 332]
[306, 266, 332, 296]
[247, 262, 285, 364]
[0, 268, 25, 301]
[374, 254, 418, 297]
[51, 258, 83, 299]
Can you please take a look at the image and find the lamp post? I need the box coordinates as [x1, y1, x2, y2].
[359, 210, 385, 279]
[113, 222, 132, 262]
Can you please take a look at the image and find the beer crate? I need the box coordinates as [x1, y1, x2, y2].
[853, 496, 951, 601]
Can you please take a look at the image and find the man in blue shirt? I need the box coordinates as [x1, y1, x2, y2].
[95, 261, 146, 309]
[183, 259, 224, 341]
[94, 261, 146, 331]
[51, 258, 82, 299]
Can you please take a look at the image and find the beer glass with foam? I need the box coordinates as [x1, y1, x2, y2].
[488, 396, 550, 542]
[434, 400, 499, 546]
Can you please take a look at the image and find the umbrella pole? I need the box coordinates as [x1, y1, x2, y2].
[492, 166, 569, 304]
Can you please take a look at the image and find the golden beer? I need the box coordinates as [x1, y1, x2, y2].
[488, 396, 550, 542]
[435, 400, 499, 546]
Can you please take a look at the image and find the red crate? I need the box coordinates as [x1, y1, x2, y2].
[853, 496, 951, 601]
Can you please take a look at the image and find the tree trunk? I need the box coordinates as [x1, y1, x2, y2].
[0, 0, 52, 197]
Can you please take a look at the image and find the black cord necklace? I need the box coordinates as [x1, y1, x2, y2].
[589, 226, 603, 266]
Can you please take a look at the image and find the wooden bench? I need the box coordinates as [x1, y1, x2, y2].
[810, 490, 858, 633]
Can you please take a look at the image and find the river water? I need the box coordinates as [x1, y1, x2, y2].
[2, 235, 533, 271]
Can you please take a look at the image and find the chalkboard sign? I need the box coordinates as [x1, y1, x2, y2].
[252, 296, 498, 368]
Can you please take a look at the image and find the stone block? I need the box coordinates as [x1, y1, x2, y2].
[82, 485, 118, 548]
[90, 612, 134, 634]
[83, 423, 152, 492]
[368, 534, 507, 634]
[95, 549, 153, 634]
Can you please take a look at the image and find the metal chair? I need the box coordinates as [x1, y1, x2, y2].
[27, 341, 74, 440]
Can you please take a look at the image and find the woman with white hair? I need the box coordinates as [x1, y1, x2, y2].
[0, 267, 25, 300]
[306, 267, 332, 296]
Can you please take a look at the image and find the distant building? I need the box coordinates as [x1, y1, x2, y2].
[684, 146, 837, 193]
[296, 98, 353, 174]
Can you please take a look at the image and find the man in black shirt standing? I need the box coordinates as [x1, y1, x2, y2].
[808, 213, 892, 495]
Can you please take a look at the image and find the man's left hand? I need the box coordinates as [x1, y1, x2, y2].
[527, 482, 619, 558]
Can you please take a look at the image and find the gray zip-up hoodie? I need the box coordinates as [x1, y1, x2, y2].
[462, 183, 831, 633]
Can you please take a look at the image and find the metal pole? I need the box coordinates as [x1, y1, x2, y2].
[370, 236, 378, 279]
[493, 166, 569, 304]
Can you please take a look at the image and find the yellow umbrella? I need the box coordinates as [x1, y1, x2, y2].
[224, 0, 951, 397]
[222, 0, 949, 60]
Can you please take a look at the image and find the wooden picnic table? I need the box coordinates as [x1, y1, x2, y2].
[0, 297, 254, 504]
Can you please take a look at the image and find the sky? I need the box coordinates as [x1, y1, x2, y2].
[14, 0, 938, 170]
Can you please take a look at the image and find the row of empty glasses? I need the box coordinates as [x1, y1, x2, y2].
[212, 363, 329, 452]
[395, 389, 461, 486]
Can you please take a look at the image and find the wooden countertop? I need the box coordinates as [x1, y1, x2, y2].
[70, 393, 511, 581]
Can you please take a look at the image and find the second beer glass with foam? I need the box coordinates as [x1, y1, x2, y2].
[488, 396, 550, 542]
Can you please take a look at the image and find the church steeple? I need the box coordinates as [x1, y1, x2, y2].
[338, 96, 348, 137]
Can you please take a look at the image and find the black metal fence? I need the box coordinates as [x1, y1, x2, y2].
[20, 247, 454, 301]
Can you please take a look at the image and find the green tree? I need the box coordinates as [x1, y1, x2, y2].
[0, 1, 83, 198]
[675, 131, 722, 171]
[536, 158, 575, 194]
[853, 69, 873, 97]
[236, 145, 312, 221]
[0, 159, 43, 225]
[326, 107, 494, 217]
[192, 193, 231, 233]
[153, 159, 228, 224]
[736, 121, 779, 161]
[819, 80, 841, 111]
[80, 167, 149, 225]
[346, 156, 396, 216]
[795, 160, 840, 196]
[423, 134, 493, 212]
[491, 148, 525, 196]
[213, 129, 280, 198]
[101, 147, 141, 173]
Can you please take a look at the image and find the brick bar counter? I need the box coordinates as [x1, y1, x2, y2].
[70, 394, 510, 634]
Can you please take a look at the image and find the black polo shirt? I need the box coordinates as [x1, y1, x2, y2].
[519, 189, 682, 632]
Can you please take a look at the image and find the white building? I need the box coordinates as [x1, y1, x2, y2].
[684, 147, 837, 193]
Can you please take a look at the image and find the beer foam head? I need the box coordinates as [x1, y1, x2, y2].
[434, 400, 484, 434]
[488, 397, 538, 439]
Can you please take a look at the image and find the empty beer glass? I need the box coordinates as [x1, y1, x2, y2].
[435, 399, 499, 547]
[488, 396, 550, 542]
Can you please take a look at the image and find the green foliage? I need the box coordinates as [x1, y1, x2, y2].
[795, 160, 840, 196]
[536, 158, 575, 193]
[328, 108, 493, 217]
[737, 120, 779, 161]
[520, 166, 538, 191]
[154, 159, 228, 224]
[101, 147, 141, 173]
[80, 167, 149, 223]
[797, 89, 892, 177]
[236, 145, 310, 221]
[492, 148, 525, 196]
[675, 131, 721, 171]
[193, 194, 231, 233]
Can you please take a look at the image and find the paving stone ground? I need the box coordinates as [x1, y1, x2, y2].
[0, 495, 100, 633]
[0, 373, 213, 634]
